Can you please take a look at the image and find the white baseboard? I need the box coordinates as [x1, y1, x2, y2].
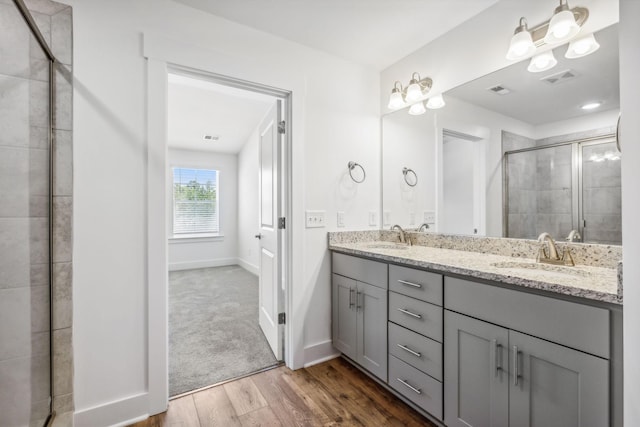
[168, 257, 238, 271]
[237, 258, 259, 276]
[74, 392, 149, 427]
[304, 340, 340, 368]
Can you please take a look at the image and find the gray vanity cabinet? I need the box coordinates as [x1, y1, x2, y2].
[332, 253, 388, 381]
[445, 277, 610, 427]
[444, 311, 509, 427]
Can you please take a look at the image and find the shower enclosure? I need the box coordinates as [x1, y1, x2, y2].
[1, 1, 73, 426]
[504, 135, 621, 245]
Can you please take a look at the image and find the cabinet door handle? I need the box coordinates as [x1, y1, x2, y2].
[494, 340, 503, 375]
[397, 344, 421, 357]
[513, 345, 521, 386]
[397, 279, 422, 288]
[396, 308, 422, 319]
[348, 288, 355, 309]
[397, 378, 422, 395]
[356, 291, 363, 311]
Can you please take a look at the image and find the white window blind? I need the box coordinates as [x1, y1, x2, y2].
[172, 168, 219, 235]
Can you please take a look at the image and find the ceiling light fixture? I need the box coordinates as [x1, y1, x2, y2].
[408, 102, 427, 116]
[386, 72, 434, 114]
[426, 94, 446, 109]
[505, 0, 594, 72]
[527, 51, 558, 73]
[565, 33, 600, 58]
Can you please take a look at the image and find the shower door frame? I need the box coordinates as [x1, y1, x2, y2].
[503, 133, 618, 242]
[12, 0, 60, 425]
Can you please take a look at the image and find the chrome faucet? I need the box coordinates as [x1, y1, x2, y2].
[537, 232, 574, 266]
[418, 223, 430, 232]
[566, 229, 582, 242]
[391, 224, 406, 244]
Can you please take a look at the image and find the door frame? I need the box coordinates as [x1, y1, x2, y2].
[146, 56, 293, 414]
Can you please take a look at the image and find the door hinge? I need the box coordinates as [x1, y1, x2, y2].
[278, 217, 286, 229]
[278, 312, 286, 324]
[278, 120, 286, 134]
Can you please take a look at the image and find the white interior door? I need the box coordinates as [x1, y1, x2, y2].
[257, 100, 283, 360]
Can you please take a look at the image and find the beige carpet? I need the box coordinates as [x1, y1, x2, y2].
[169, 265, 278, 396]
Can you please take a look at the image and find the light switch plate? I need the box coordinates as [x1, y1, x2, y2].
[337, 211, 345, 227]
[305, 210, 326, 228]
[383, 211, 391, 226]
[409, 212, 415, 226]
[368, 211, 377, 226]
[423, 211, 436, 223]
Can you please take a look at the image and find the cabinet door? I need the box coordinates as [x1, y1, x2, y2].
[357, 281, 388, 381]
[332, 274, 357, 360]
[444, 311, 509, 427]
[509, 330, 609, 427]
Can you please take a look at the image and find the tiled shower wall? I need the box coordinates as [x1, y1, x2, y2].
[0, 0, 73, 425]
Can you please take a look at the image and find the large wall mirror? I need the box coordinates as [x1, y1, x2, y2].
[382, 23, 620, 245]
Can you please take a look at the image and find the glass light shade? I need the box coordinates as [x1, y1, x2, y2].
[506, 30, 535, 60]
[565, 33, 600, 58]
[544, 9, 580, 44]
[405, 82, 423, 103]
[426, 94, 445, 109]
[387, 90, 406, 110]
[527, 51, 558, 73]
[408, 102, 426, 116]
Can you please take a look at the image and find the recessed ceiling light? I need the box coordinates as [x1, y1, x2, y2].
[581, 102, 601, 110]
[203, 134, 220, 141]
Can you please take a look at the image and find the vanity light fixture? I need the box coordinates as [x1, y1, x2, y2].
[565, 33, 600, 58]
[408, 102, 427, 116]
[505, 0, 594, 68]
[527, 51, 558, 73]
[386, 72, 433, 111]
[426, 94, 446, 109]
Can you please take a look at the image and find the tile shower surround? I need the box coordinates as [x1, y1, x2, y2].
[0, 0, 73, 425]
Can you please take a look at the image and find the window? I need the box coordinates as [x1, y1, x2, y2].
[172, 167, 219, 235]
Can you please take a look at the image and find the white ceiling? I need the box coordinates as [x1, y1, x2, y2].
[168, 74, 275, 154]
[447, 24, 619, 125]
[173, 0, 499, 70]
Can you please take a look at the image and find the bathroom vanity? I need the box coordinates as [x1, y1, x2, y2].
[329, 231, 622, 427]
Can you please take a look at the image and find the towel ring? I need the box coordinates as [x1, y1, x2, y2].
[348, 161, 366, 183]
[402, 167, 417, 187]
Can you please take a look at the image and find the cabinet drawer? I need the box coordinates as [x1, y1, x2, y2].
[332, 252, 388, 289]
[389, 292, 443, 342]
[389, 355, 443, 420]
[389, 265, 443, 305]
[445, 276, 610, 359]
[389, 322, 442, 381]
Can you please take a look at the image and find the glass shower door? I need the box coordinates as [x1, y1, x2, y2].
[0, 1, 52, 426]
[580, 141, 622, 245]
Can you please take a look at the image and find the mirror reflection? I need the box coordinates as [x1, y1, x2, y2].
[382, 23, 620, 244]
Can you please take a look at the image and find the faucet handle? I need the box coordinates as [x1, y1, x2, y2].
[561, 246, 575, 266]
[536, 245, 547, 262]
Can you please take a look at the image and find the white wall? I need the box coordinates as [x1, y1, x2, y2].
[66, 0, 379, 424]
[237, 126, 259, 275]
[620, 0, 640, 424]
[532, 108, 620, 140]
[166, 148, 238, 271]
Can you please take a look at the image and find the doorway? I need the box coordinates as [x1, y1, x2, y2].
[165, 69, 288, 397]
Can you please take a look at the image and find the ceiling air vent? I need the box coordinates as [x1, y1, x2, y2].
[541, 69, 579, 85]
[487, 85, 511, 95]
[203, 134, 220, 142]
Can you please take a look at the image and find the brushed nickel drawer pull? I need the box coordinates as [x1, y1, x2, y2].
[397, 308, 422, 319]
[397, 344, 421, 357]
[349, 288, 355, 309]
[397, 378, 422, 395]
[397, 279, 422, 288]
[513, 345, 521, 386]
[494, 340, 503, 375]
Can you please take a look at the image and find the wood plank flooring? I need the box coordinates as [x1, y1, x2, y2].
[130, 357, 437, 426]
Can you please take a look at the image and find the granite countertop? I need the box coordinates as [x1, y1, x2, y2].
[329, 240, 622, 305]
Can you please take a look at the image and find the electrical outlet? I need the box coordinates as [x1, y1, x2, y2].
[409, 212, 415, 226]
[383, 211, 391, 226]
[337, 211, 345, 227]
[305, 210, 326, 228]
[368, 211, 377, 226]
[423, 211, 436, 223]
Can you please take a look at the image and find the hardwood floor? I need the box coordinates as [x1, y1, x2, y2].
[130, 357, 437, 426]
